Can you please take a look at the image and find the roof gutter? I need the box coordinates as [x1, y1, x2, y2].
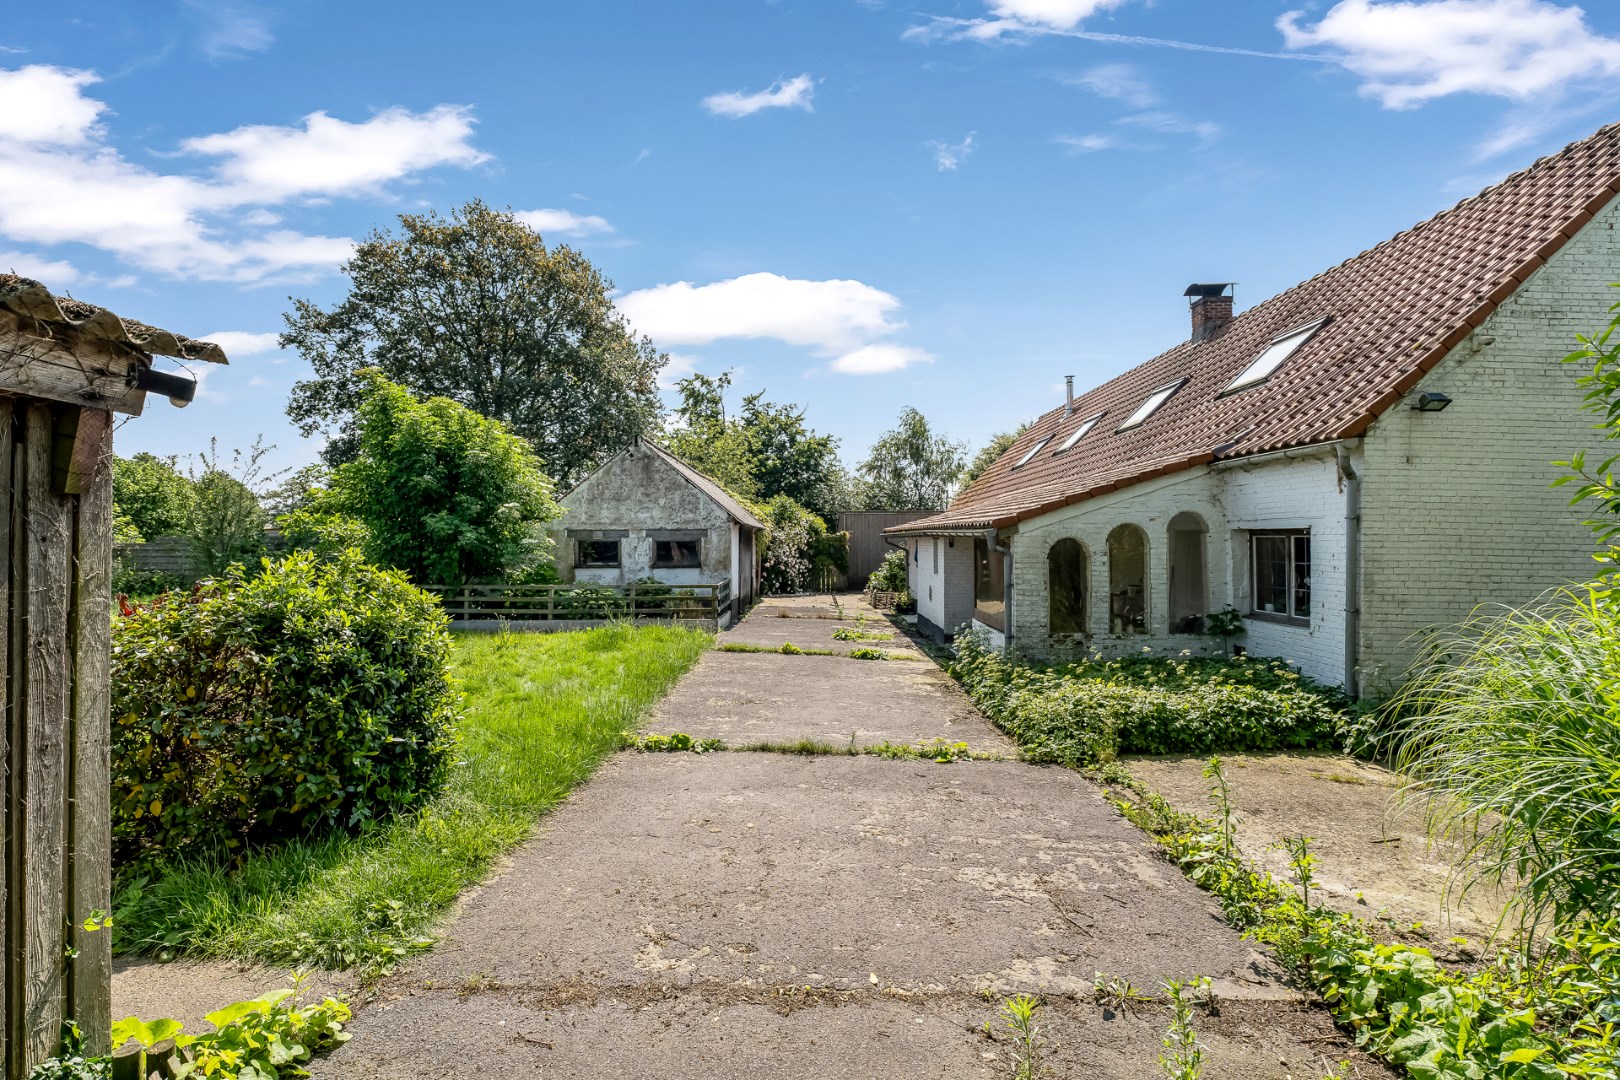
[1210, 438, 1346, 472]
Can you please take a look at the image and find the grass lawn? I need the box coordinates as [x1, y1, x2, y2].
[111, 622, 710, 975]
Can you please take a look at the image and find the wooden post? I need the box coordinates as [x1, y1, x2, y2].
[68, 410, 112, 1053]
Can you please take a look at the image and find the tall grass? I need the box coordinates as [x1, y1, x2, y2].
[112, 623, 710, 973]
[1390, 586, 1620, 934]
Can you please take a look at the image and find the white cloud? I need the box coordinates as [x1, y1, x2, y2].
[989, 0, 1131, 30]
[702, 74, 815, 118]
[931, 132, 976, 171]
[0, 250, 79, 285]
[1053, 133, 1121, 153]
[1119, 111, 1221, 141]
[830, 344, 934, 375]
[515, 208, 615, 237]
[0, 66, 104, 145]
[1278, 0, 1620, 109]
[618, 272, 903, 352]
[198, 330, 282, 355]
[182, 106, 488, 202]
[1062, 62, 1158, 107]
[0, 65, 486, 282]
[619, 272, 927, 376]
[183, 0, 274, 61]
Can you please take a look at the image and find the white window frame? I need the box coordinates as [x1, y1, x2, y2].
[1225, 318, 1327, 393]
[1056, 412, 1105, 452]
[1013, 435, 1053, 468]
[1117, 380, 1185, 431]
[1249, 529, 1310, 625]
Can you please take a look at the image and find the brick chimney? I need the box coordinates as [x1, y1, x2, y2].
[1185, 283, 1235, 343]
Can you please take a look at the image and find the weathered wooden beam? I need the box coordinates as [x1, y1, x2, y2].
[68, 411, 112, 1053]
[0, 313, 146, 417]
[18, 401, 70, 1066]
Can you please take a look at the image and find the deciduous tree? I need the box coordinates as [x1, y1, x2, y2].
[283, 200, 665, 487]
[856, 407, 967, 511]
[325, 372, 562, 586]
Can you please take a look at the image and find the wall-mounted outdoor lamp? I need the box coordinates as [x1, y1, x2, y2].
[1411, 391, 1452, 412]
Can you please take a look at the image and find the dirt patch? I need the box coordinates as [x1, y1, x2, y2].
[112, 957, 353, 1031]
[1125, 752, 1510, 942]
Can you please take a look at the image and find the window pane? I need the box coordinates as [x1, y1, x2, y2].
[580, 540, 620, 567]
[654, 538, 700, 568]
[1253, 535, 1288, 615]
[1292, 534, 1311, 618]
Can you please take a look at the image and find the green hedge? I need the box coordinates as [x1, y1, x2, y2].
[951, 630, 1345, 764]
[111, 550, 461, 864]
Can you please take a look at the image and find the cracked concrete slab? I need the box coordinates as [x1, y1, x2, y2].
[718, 612, 923, 657]
[646, 649, 1007, 750]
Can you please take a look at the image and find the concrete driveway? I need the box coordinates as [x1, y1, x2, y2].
[317, 605, 1382, 1080]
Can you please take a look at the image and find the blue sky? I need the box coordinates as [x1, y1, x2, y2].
[4, 0, 1620, 476]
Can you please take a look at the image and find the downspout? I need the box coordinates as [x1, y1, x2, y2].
[989, 532, 1013, 654]
[1335, 443, 1362, 699]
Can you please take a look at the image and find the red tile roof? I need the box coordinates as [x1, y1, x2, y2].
[889, 123, 1620, 535]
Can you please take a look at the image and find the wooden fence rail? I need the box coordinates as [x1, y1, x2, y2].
[422, 581, 730, 623]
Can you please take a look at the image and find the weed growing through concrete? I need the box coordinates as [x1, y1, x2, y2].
[1159, 977, 1209, 1080]
[999, 993, 1044, 1080]
[716, 641, 916, 660]
[1091, 971, 1153, 1012]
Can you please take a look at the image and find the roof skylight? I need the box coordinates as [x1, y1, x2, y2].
[1118, 381, 1184, 431]
[1056, 412, 1105, 452]
[1226, 318, 1327, 392]
[1013, 435, 1052, 468]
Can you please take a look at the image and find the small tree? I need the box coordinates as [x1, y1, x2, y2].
[326, 371, 562, 586]
[960, 424, 1028, 489]
[664, 372, 760, 499]
[856, 407, 968, 511]
[112, 452, 194, 542]
[185, 438, 281, 578]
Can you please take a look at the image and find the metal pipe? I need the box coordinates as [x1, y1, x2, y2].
[1336, 442, 1362, 699]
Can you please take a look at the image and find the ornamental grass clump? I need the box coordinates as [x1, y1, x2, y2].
[1389, 586, 1620, 935]
[111, 549, 461, 865]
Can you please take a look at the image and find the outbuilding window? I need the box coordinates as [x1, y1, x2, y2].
[578, 539, 621, 568]
[653, 538, 701, 568]
[1251, 530, 1310, 623]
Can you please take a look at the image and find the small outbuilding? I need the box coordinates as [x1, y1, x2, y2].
[0, 275, 226, 1073]
[551, 437, 763, 624]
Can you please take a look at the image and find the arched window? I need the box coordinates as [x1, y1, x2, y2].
[1048, 538, 1088, 636]
[1107, 524, 1148, 635]
[1168, 512, 1208, 634]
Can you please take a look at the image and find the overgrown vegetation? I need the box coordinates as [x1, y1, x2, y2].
[28, 982, 351, 1080]
[112, 624, 708, 975]
[951, 629, 1346, 766]
[1108, 759, 1618, 1078]
[865, 546, 911, 602]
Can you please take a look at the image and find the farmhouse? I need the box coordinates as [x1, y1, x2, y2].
[888, 123, 1620, 696]
[551, 436, 763, 623]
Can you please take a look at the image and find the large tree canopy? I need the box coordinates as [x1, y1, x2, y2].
[856, 407, 967, 511]
[282, 200, 665, 487]
[112, 452, 194, 542]
[960, 424, 1028, 489]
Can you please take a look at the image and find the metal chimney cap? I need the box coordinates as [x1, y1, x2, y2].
[1183, 283, 1236, 299]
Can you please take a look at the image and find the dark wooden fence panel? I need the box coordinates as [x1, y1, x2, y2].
[111, 536, 199, 583]
[837, 512, 931, 588]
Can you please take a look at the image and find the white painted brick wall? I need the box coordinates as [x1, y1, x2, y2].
[1008, 452, 1350, 684]
[910, 536, 976, 638]
[1355, 194, 1620, 692]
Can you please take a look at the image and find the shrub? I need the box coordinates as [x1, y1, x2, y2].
[112, 452, 194, 543]
[276, 507, 373, 559]
[111, 562, 184, 599]
[111, 550, 460, 864]
[951, 629, 1344, 766]
[867, 547, 909, 594]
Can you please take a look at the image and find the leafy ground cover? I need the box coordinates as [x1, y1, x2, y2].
[1103, 760, 1618, 1078]
[112, 623, 709, 976]
[950, 629, 1348, 765]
